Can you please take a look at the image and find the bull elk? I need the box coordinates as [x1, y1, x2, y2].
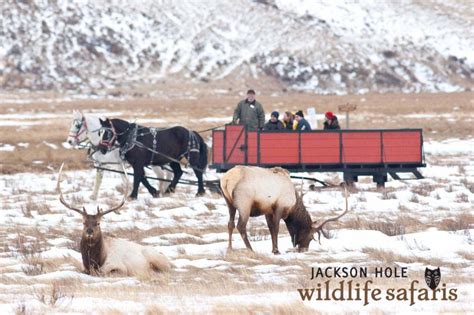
[221, 166, 349, 254]
[57, 163, 170, 276]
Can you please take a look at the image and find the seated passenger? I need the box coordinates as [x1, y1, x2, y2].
[323, 111, 341, 130]
[264, 111, 284, 131]
[295, 110, 312, 131]
[282, 111, 296, 130]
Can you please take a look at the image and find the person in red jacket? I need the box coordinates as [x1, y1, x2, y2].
[323, 111, 341, 130]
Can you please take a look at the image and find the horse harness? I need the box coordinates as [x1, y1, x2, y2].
[103, 122, 201, 170]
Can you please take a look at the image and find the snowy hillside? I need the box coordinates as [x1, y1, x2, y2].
[0, 0, 472, 94]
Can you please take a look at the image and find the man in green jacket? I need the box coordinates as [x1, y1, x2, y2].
[232, 89, 265, 130]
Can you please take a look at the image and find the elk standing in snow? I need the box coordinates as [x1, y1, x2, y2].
[57, 163, 171, 276]
[220, 166, 348, 254]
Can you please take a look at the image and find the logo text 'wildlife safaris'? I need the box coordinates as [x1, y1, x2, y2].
[298, 266, 457, 306]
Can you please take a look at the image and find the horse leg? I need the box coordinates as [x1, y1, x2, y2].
[165, 162, 182, 194]
[130, 164, 144, 199]
[193, 168, 205, 197]
[90, 169, 104, 200]
[140, 174, 158, 198]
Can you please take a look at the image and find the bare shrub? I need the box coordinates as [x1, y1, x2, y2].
[13, 234, 46, 276]
[167, 236, 206, 245]
[381, 189, 397, 200]
[248, 227, 271, 241]
[358, 193, 367, 202]
[205, 202, 217, 210]
[14, 302, 26, 315]
[411, 183, 436, 197]
[34, 282, 74, 307]
[460, 178, 474, 193]
[20, 205, 33, 218]
[71, 194, 85, 205]
[455, 193, 469, 203]
[409, 194, 419, 203]
[367, 221, 405, 236]
[457, 250, 474, 261]
[439, 211, 473, 231]
[342, 214, 421, 235]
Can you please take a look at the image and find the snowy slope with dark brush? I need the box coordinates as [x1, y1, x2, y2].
[0, 0, 472, 94]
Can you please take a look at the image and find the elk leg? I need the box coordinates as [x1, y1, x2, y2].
[265, 214, 280, 255]
[272, 211, 282, 255]
[237, 211, 252, 251]
[91, 169, 104, 200]
[227, 203, 237, 250]
[165, 162, 183, 194]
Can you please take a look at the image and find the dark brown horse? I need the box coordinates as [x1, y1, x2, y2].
[98, 118, 207, 199]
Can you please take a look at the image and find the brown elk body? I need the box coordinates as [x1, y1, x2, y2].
[57, 164, 171, 276]
[220, 166, 348, 254]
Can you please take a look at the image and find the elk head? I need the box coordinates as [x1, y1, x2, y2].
[290, 185, 349, 252]
[57, 163, 128, 242]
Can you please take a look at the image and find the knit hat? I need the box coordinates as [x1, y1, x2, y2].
[271, 111, 279, 119]
[295, 110, 304, 118]
[325, 111, 334, 120]
[247, 89, 256, 95]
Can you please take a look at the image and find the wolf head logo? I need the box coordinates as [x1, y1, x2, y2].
[425, 267, 441, 290]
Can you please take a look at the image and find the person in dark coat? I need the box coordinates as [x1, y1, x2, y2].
[264, 111, 284, 131]
[232, 89, 265, 130]
[295, 110, 312, 131]
[323, 111, 341, 130]
[282, 111, 296, 130]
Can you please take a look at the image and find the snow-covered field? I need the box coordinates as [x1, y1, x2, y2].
[0, 137, 472, 313]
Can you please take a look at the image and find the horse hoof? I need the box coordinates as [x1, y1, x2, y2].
[151, 191, 160, 198]
[195, 191, 205, 197]
[128, 195, 138, 200]
[273, 250, 281, 255]
[165, 187, 175, 194]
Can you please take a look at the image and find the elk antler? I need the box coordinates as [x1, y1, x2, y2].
[313, 184, 349, 244]
[57, 163, 86, 215]
[98, 163, 128, 217]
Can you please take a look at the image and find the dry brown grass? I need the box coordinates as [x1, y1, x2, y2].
[211, 301, 318, 315]
[438, 211, 474, 231]
[341, 214, 422, 236]
[1, 91, 473, 173]
[33, 282, 75, 307]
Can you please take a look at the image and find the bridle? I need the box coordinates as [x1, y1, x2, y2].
[98, 119, 117, 150]
[69, 117, 88, 145]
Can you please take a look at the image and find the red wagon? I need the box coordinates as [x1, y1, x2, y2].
[211, 125, 425, 186]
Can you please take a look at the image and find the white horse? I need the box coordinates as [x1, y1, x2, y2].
[66, 110, 171, 200]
